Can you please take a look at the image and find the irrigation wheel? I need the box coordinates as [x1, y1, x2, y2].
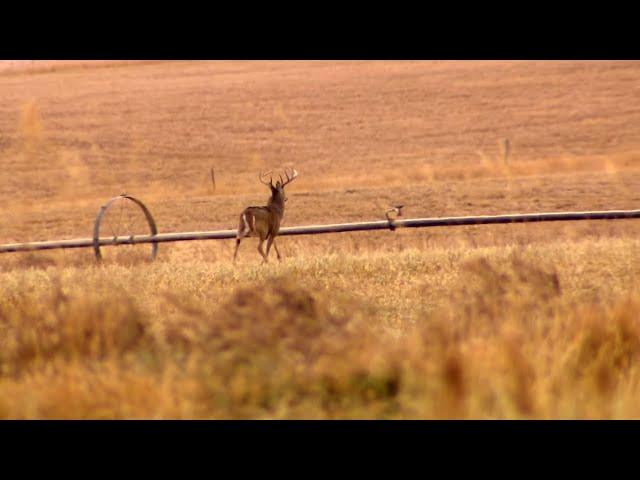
[93, 194, 158, 262]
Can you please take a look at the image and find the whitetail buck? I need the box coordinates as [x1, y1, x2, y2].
[233, 168, 299, 263]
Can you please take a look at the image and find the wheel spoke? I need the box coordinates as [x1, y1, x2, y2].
[104, 209, 116, 238]
[114, 198, 125, 238]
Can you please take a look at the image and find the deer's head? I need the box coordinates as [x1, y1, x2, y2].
[259, 168, 298, 205]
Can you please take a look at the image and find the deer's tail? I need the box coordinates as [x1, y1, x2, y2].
[237, 210, 255, 239]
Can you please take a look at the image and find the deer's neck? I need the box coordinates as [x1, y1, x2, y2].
[267, 194, 285, 218]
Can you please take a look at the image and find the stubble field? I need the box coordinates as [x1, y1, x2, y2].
[1, 60, 640, 418]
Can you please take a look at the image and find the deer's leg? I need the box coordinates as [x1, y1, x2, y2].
[233, 238, 242, 262]
[265, 235, 274, 260]
[257, 237, 268, 263]
[272, 238, 282, 261]
[234, 212, 251, 263]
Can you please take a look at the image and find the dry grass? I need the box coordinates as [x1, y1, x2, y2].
[1, 239, 639, 419]
[1, 61, 640, 418]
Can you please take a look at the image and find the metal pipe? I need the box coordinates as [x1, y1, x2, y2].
[1, 209, 639, 255]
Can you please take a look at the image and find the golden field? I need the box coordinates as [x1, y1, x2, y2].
[1, 60, 640, 418]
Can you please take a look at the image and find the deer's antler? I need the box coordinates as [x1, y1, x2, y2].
[281, 168, 299, 187]
[259, 170, 274, 187]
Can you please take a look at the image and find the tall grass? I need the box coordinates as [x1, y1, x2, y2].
[1, 238, 639, 418]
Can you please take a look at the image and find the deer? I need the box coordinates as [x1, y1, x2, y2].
[233, 167, 299, 263]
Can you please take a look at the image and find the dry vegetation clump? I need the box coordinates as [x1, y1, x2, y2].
[0, 281, 148, 377]
[0, 238, 639, 419]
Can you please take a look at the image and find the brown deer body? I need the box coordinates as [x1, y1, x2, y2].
[233, 168, 298, 263]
